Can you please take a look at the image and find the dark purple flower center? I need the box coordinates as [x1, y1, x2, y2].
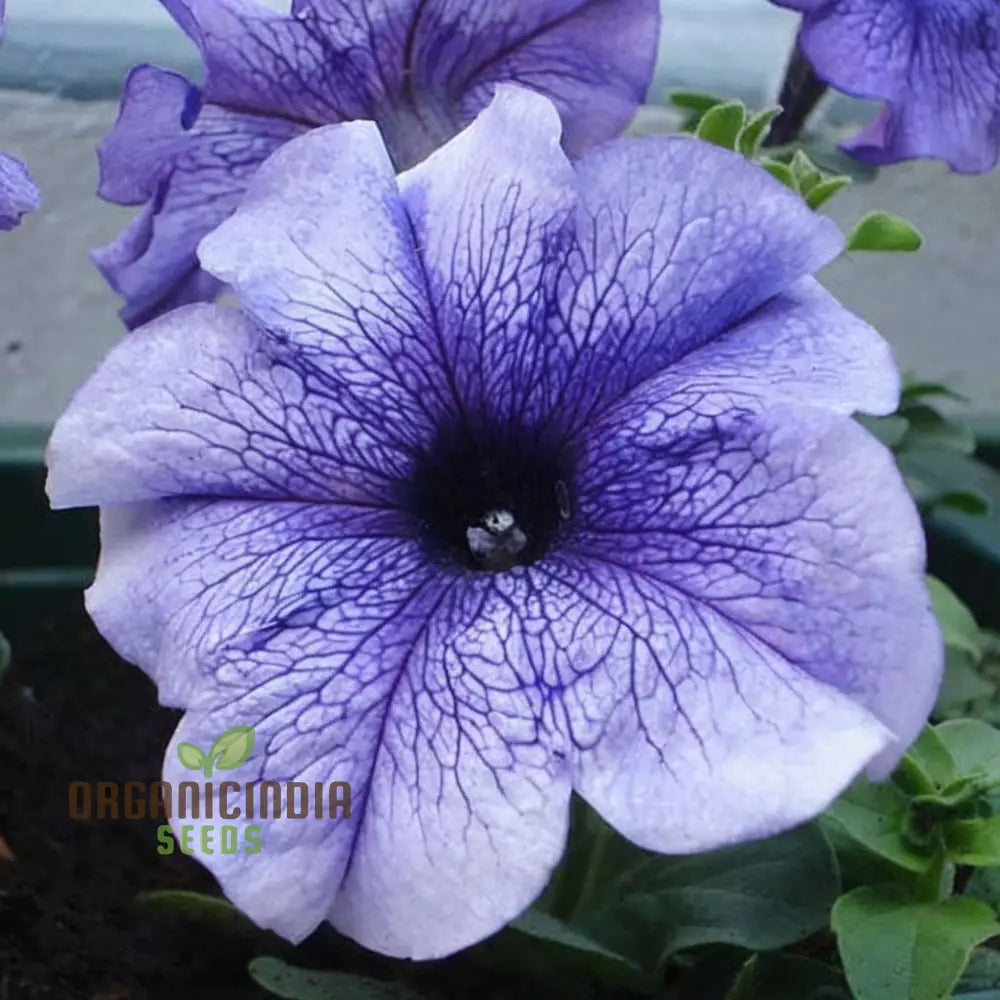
[406, 417, 575, 572]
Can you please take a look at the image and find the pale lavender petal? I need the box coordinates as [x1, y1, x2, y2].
[161, 0, 365, 124]
[292, 0, 660, 162]
[534, 553, 892, 851]
[93, 65, 303, 328]
[570, 401, 942, 796]
[86, 500, 419, 705]
[550, 134, 847, 432]
[144, 553, 571, 955]
[776, 0, 1000, 173]
[0, 152, 40, 231]
[46, 305, 432, 510]
[404, 109, 851, 431]
[656, 276, 901, 417]
[0, 0, 40, 230]
[397, 85, 576, 424]
[198, 120, 454, 419]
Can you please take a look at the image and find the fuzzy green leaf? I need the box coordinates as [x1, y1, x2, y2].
[846, 211, 924, 252]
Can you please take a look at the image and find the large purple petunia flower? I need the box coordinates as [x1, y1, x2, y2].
[0, 0, 39, 229]
[93, 0, 660, 328]
[773, 0, 1000, 173]
[50, 88, 942, 958]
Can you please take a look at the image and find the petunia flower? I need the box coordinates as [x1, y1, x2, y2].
[772, 0, 1000, 173]
[49, 88, 942, 959]
[0, 0, 40, 229]
[92, 0, 660, 329]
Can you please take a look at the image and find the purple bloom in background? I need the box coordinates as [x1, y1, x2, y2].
[50, 89, 942, 958]
[0, 0, 39, 229]
[93, 0, 660, 328]
[774, 0, 1000, 173]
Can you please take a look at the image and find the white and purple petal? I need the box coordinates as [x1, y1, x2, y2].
[572, 400, 941, 792]
[0, 0, 40, 228]
[46, 304, 431, 510]
[96, 0, 660, 325]
[774, 0, 1000, 173]
[49, 90, 944, 960]
[398, 95, 852, 432]
[92, 497, 572, 956]
[0, 152, 39, 231]
[92, 65, 304, 327]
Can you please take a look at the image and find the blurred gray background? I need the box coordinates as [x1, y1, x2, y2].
[0, 0, 997, 425]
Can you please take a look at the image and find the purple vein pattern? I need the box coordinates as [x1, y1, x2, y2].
[92, 0, 660, 328]
[49, 89, 943, 959]
[774, 0, 1000, 173]
[0, 0, 40, 229]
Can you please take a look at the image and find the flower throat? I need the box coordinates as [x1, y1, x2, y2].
[406, 417, 574, 572]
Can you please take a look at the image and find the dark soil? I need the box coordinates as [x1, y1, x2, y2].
[0, 602, 597, 1000]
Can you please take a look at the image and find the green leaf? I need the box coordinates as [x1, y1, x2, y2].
[135, 889, 273, 941]
[938, 491, 991, 516]
[927, 576, 985, 659]
[573, 823, 840, 970]
[936, 649, 996, 715]
[900, 406, 977, 455]
[695, 101, 747, 150]
[967, 867, 1000, 912]
[176, 742, 206, 771]
[934, 719, 1000, 786]
[670, 90, 729, 132]
[901, 381, 966, 406]
[832, 887, 1000, 1000]
[806, 175, 852, 210]
[945, 816, 1000, 866]
[789, 150, 823, 195]
[249, 958, 425, 1000]
[958, 948, 1000, 992]
[207, 725, 256, 774]
[903, 727, 959, 792]
[846, 211, 924, 252]
[737, 106, 781, 158]
[496, 909, 648, 992]
[759, 157, 799, 192]
[724, 954, 849, 1000]
[855, 413, 911, 450]
[823, 780, 935, 874]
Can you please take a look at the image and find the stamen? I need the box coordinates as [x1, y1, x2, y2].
[466, 508, 528, 571]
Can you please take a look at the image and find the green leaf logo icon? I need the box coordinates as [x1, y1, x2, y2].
[204, 726, 256, 777]
[177, 742, 206, 771]
[175, 727, 255, 777]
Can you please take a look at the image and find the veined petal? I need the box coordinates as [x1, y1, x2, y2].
[779, 0, 1000, 173]
[46, 305, 430, 509]
[0, 152, 40, 231]
[551, 134, 846, 432]
[295, 0, 659, 162]
[653, 276, 901, 418]
[93, 65, 303, 328]
[162, 0, 363, 123]
[198, 121, 460, 425]
[541, 551, 893, 851]
[98, 0, 658, 323]
[398, 85, 576, 425]
[155, 569, 571, 956]
[572, 401, 942, 784]
[86, 500, 423, 706]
